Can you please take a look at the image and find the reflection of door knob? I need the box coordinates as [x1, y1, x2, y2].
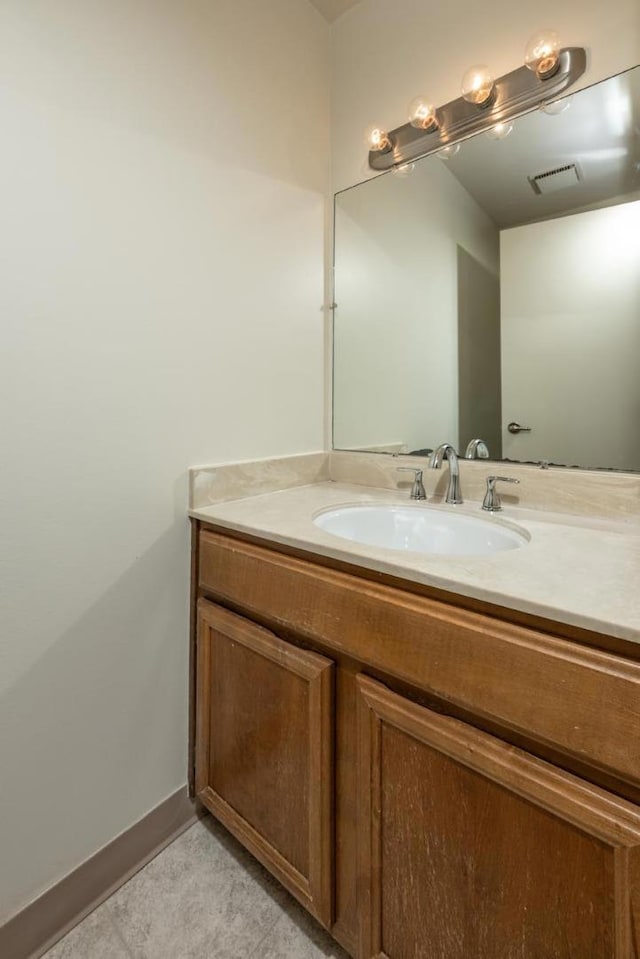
[508, 421, 532, 434]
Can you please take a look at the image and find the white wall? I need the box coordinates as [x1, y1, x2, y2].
[501, 201, 640, 469]
[331, 0, 640, 192]
[0, 0, 329, 922]
[333, 159, 498, 452]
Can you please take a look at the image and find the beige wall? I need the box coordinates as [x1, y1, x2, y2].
[0, 0, 329, 922]
[331, 0, 640, 191]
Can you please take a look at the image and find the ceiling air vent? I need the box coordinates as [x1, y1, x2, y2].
[528, 163, 582, 195]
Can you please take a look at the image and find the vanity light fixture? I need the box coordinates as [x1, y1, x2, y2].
[461, 65, 495, 106]
[364, 123, 392, 154]
[524, 29, 562, 80]
[365, 33, 586, 171]
[408, 97, 439, 131]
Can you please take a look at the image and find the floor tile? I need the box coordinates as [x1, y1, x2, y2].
[251, 906, 350, 959]
[42, 816, 352, 959]
[42, 902, 131, 959]
[108, 817, 290, 959]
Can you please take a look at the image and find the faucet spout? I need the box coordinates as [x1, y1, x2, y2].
[429, 443, 463, 505]
[464, 438, 489, 459]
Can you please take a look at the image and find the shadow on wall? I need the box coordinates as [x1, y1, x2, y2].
[0, 517, 191, 923]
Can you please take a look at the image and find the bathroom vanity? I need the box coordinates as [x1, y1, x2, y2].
[188, 467, 640, 959]
[188, 58, 640, 956]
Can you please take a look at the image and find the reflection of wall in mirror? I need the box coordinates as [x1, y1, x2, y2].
[457, 247, 502, 458]
[333, 158, 498, 453]
[501, 200, 640, 470]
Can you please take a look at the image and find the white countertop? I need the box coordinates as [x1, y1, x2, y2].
[190, 480, 640, 643]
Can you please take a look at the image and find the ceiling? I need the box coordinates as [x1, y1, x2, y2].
[308, 0, 364, 23]
[445, 68, 640, 229]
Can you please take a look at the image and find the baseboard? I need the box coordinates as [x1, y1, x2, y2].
[0, 786, 200, 959]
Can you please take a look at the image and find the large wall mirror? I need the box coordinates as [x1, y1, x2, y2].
[333, 65, 640, 472]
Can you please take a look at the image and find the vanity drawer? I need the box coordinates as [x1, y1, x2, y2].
[198, 528, 640, 793]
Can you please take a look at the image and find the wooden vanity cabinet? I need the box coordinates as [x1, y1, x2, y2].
[194, 600, 334, 927]
[191, 522, 640, 958]
[357, 674, 640, 959]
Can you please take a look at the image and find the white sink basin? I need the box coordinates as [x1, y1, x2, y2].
[313, 504, 528, 556]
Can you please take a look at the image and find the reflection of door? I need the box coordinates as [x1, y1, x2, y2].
[500, 206, 640, 470]
[457, 247, 501, 457]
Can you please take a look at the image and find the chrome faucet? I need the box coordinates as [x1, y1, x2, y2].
[482, 475, 520, 511]
[396, 466, 426, 500]
[429, 443, 462, 504]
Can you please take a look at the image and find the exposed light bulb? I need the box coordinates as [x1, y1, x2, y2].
[364, 124, 391, 153]
[524, 29, 562, 79]
[437, 143, 460, 160]
[486, 121, 513, 140]
[391, 162, 416, 178]
[541, 95, 572, 115]
[461, 64, 495, 106]
[408, 97, 439, 132]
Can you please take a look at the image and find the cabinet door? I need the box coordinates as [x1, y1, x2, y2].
[357, 674, 640, 959]
[196, 600, 334, 927]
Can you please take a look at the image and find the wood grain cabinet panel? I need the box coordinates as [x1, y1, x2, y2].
[356, 674, 640, 959]
[195, 599, 334, 927]
[197, 529, 640, 794]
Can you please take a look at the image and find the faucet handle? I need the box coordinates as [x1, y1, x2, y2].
[482, 475, 520, 512]
[396, 467, 427, 501]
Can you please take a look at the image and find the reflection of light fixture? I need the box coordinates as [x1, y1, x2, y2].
[486, 121, 513, 140]
[437, 143, 460, 160]
[461, 65, 495, 105]
[524, 30, 562, 79]
[542, 95, 572, 115]
[391, 162, 416, 178]
[408, 97, 439, 131]
[364, 124, 392, 153]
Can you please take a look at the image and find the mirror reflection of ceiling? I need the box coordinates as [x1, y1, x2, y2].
[308, 0, 364, 22]
[443, 68, 640, 228]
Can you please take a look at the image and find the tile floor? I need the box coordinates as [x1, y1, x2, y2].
[42, 816, 349, 959]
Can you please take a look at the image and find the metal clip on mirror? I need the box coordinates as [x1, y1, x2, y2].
[397, 467, 427, 500]
[482, 476, 520, 512]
